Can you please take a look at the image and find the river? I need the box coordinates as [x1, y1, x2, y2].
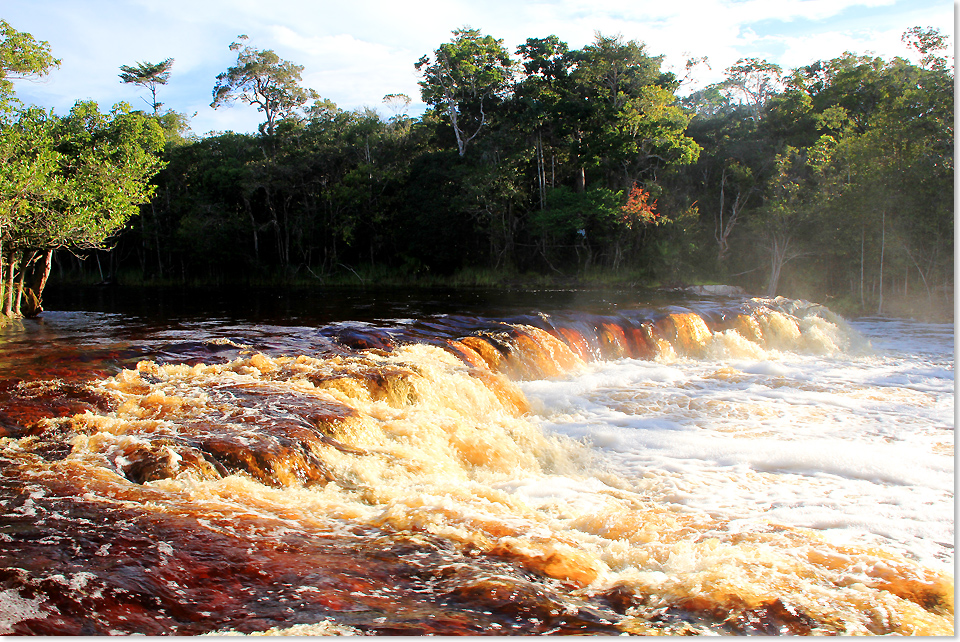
[0, 286, 953, 635]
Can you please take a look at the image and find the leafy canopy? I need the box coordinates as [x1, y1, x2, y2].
[119, 58, 174, 114]
[415, 28, 513, 156]
[0, 101, 165, 253]
[211, 35, 319, 136]
[0, 19, 60, 97]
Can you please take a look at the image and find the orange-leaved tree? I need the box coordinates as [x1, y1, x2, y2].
[611, 183, 667, 269]
[619, 182, 661, 228]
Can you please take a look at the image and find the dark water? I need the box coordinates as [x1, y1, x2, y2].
[45, 283, 682, 321]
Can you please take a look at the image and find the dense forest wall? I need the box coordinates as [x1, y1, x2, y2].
[4, 24, 954, 319]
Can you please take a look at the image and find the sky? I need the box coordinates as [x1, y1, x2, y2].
[3, 0, 954, 136]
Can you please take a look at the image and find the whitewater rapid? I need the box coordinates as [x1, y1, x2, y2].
[520, 314, 955, 574]
[0, 296, 953, 635]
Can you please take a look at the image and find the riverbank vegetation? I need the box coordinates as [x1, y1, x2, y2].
[1, 21, 953, 320]
[0, 20, 164, 318]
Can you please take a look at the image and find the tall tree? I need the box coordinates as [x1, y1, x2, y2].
[382, 93, 412, 129]
[415, 28, 513, 157]
[211, 35, 318, 136]
[0, 20, 61, 315]
[119, 58, 174, 114]
[753, 146, 817, 296]
[514, 35, 577, 205]
[721, 58, 783, 120]
[562, 34, 699, 191]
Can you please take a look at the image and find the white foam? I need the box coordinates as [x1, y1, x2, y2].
[739, 360, 792, 376]
[0, 589, 45, 634]
[521, 317, 955, 572]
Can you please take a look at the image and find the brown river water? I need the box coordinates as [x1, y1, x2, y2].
[0, 286, 953, 635]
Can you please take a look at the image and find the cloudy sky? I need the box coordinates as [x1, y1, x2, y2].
[3, 0, 953, 136]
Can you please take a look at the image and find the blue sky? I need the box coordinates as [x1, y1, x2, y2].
[3, 0, 953, 136]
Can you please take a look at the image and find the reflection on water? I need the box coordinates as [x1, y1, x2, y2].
[0, 287, 953, 635]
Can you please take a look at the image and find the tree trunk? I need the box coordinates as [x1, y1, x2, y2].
[244, 196, 260, 264]
[765, 239, 784, 298]
[446, 97, 467, 157]
[716, 168, 727, 260]
[13, 251, 34, 317]
[575, 166, 585, 193]
[0, 240, 5, 312]
[4, 252, 17, 316]
[153, 201, 164, 279]
[574, 132, 586, 193]
[765, 234, 796, 298]
[860, 225, 867, 310]
[23, 249, 53, 317]
[877, 210, 885, 314]
[536, 134, 546, 211]
[38, 249, 52, 294]
[901, 243, 933, 307]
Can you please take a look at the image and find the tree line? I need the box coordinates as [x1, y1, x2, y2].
[1, 21, 953, 318]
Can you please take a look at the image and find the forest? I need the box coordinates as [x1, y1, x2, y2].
[0, 21, 954, 319]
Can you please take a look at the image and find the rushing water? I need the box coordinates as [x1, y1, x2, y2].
[0, 287, 953, 635]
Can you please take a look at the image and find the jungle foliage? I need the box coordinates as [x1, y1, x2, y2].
[3, 23, 954, 319]
[0, 20, 164, 317]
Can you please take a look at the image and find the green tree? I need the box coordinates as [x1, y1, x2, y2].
[753, 146, 818, 296]
[212, 35, 319, 136]
[528, 185, 622, 272]
[681, 94, 773, 270]
[0, 101, 164, 316]
[119, 58, 174, 114]
[511, 33, 700, 272]
[415, 28, 513, 157]
[0, 19, 60, 97]
[778, 41, 953, 312]
[0, 20, 61, 314]
[147, 131, 260, 280]
[902, 26, 951, 72]
[721, 58, 783, 120]
[558, 34, 700, 193]
[514, 35, 577, 207]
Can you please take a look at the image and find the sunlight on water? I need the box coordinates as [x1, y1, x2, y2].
[0, 297, 953, 635]
[520, 301, 953, 634]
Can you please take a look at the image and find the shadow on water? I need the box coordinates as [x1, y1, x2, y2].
[41, 283, 685, 324]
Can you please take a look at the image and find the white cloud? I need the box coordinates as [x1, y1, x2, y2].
[2, 0, 952, 132]
[268, 28, 423, 109]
